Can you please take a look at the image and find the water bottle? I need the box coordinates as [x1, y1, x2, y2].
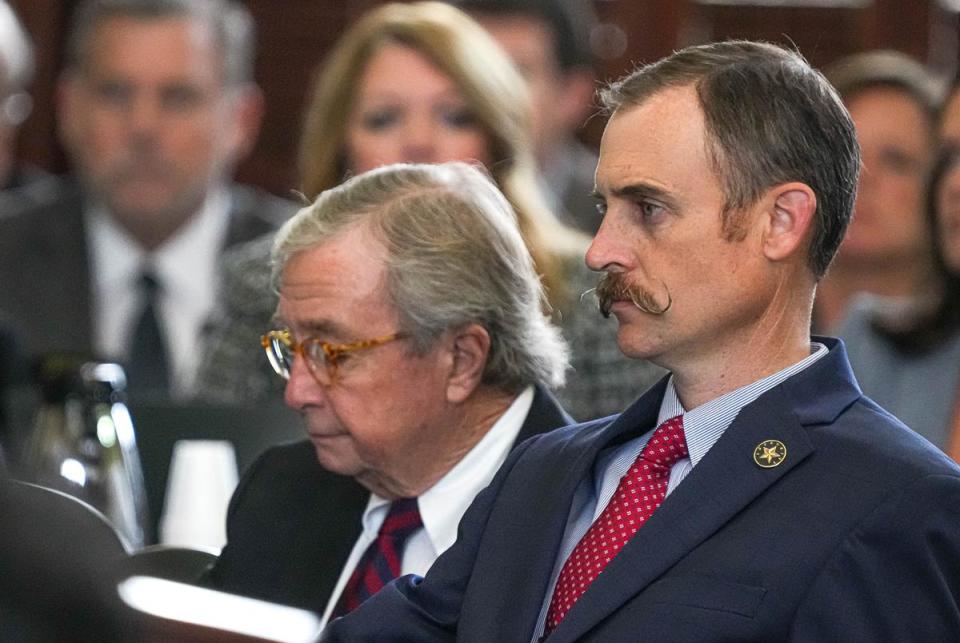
[24, 356, 150, 550]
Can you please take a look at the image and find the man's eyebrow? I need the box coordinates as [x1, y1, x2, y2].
[280, 318, 353, 341]
[301, 320, 341, 335]
[613, 183, 676, 205]
[594, 183, 681, 211]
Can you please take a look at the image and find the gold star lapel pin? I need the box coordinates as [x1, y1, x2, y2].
[753, 439, 787, 468]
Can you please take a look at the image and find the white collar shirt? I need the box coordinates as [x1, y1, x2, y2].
[87, 189, 231, 397]
[320, 385, 536, 627]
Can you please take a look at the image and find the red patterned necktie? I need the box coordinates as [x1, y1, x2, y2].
[330, 497, 423, 618]
[544, 415, 687, 634]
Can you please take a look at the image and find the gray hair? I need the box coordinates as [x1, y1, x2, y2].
[0, 0, 34, 88]
[601, 40, 860, 279]
[272, 161, 569, 393]
[66, 0, 255, 87]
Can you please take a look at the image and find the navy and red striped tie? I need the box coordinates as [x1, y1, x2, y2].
[331, 497, 423, 617]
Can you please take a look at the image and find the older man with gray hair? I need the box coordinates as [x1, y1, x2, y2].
[207, 161, 572, 623]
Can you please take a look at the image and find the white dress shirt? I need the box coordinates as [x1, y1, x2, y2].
[86, 190, 231, 397]
[320, 386, 536, 627]
[531, 343, 829, 639]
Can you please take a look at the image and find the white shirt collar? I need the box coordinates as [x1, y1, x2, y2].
[321, 387, 538, 628]
[360, 385, 536, 557]
[656, 342, 829, 466]
[153, 188, 231, 306]
[86, 188, 232, 395]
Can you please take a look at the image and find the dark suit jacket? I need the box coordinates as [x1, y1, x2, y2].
[322, 339, 960, 642]
[207, 385, 572, 612]
[0, 176, 293, 357]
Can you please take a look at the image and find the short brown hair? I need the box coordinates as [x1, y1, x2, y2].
[601, 40, 860, 279]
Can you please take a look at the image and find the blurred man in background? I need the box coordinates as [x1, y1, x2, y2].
[0, 0, 292, 398]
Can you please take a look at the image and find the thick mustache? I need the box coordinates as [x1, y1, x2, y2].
[593, 272, 672, 318]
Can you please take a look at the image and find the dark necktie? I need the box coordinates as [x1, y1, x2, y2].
[544, 415, 688, 635]
[331, 497, 423, 618]
[126, 270, 170, 395]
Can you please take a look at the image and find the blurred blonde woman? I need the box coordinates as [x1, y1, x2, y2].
[299, 1, 583, 302]
[197, 2, 662, 418]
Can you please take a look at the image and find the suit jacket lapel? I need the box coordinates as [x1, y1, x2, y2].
[550, 388, 813, 642]
[550, 341, 861, 643]
[473, 384, 576, 637]
[475, 380, 669, 640]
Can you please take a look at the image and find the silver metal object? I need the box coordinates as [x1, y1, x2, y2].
[24, 359, 149, 550]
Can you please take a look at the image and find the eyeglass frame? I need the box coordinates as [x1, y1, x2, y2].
[261, 328, 407, 386]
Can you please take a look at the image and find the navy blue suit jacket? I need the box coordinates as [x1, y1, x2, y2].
[322, 339, 960, 641]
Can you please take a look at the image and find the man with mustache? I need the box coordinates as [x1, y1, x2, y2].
[0, 0, 292, 398]
[595, 271, 672, 317]
[322, 40, 960, 641]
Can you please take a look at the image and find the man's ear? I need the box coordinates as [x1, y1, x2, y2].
[761, 182, 817, 264]
[445, 323, 491, 404]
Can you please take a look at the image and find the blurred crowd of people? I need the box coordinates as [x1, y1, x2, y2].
[820, 51, 960, 449]
[0, 0, 955, 437]
[1, 0, 960, 638]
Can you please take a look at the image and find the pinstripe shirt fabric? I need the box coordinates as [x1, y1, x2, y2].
[531, 342, 828, 640]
